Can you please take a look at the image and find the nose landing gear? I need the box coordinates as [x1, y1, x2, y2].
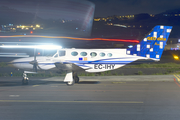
[22, 73, 29, 85]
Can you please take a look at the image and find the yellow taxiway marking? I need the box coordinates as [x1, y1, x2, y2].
[177, 75, 180, 79]
[0, 100, 143, 104]
[118, 84, 148, 86]
[111, 82, 148, 86]
[94, 84, 148, 86]
[86, 84, 148, 86]
[32, 85, 39, 87]
[112, 82, 126, 84]
[51, 86, 58, 87]
[174, 75, 180, 82]
[93, 84, 148, 86]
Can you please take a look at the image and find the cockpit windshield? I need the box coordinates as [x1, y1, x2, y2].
[45, 50, 57, 57]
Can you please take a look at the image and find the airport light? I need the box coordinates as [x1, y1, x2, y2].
[0, 45, 62, 50]
[36, 25, 40, 28]
[36, 45, 62, 49]
[173, 55, 179, 60]
[128, 45, 133, 48]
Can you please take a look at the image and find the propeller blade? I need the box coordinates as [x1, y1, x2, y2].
[33, 62, 37, 72]
[33, 48, 37, 72]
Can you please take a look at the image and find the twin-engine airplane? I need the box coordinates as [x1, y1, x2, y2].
[10, 25, 172, 86]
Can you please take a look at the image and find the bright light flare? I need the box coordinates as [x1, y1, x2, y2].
[0, 45, 62, 50]
[173, 55, 179, 60]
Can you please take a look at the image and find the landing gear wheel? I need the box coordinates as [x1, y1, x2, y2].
[22, 73, 29, 85]
[66, 80, 75, 86]
[22, 77, 29, 85]
[74, 76, 79, 83]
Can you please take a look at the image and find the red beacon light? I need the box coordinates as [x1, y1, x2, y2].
[30, 31, 33, 34]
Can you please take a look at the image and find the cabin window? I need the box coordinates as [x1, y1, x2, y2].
[71, 51, 78, 56]
[80, 52, 87, 56]
[100, 52, 105, 57]
[59, 51, 66, 57]
[107, 53, 112, 57]
[90, 52, 97, 57]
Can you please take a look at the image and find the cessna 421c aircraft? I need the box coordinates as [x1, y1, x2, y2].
[10, 25, 172, 86]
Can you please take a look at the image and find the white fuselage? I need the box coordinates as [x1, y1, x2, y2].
[11, 48, 154, 73]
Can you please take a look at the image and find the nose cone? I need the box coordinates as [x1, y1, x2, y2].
[10, 57, 34, 70]
[10, 59, 19, 68]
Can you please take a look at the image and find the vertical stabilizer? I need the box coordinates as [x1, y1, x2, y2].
[127, 25, 173, 60]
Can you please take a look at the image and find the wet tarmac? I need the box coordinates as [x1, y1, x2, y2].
[0, 75, 180, 120]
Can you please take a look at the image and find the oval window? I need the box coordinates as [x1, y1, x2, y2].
[100, 52, 105, 57]
[71, 51, 78, 56]
[90, 52, 97, 57]
[107, 53, 112, 57]
[80, 52, 87, 56]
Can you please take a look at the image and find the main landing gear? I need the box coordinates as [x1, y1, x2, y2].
[66, 76, 79, 86]
[22, 73, 29, 85]
[73, 72, 79, 83]
[65, 72, 80, 86]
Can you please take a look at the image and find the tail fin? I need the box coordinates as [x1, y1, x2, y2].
[127, 25, 173, 60]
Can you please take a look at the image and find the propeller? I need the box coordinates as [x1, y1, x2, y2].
[32, 55, 38, 72]
[29, 48, 39, 72]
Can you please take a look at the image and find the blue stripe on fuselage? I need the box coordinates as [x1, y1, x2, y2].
[67, 61, 133, 64]
[12, 61, 133, 65]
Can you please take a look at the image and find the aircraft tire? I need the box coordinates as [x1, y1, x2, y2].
[74, 76, 79, 83]
[22, 78, 29, 85]
[66, 80, 75, 86]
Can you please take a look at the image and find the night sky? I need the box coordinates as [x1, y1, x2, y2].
[89, 0, 180, 17]
[0, 0, 180, 18]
